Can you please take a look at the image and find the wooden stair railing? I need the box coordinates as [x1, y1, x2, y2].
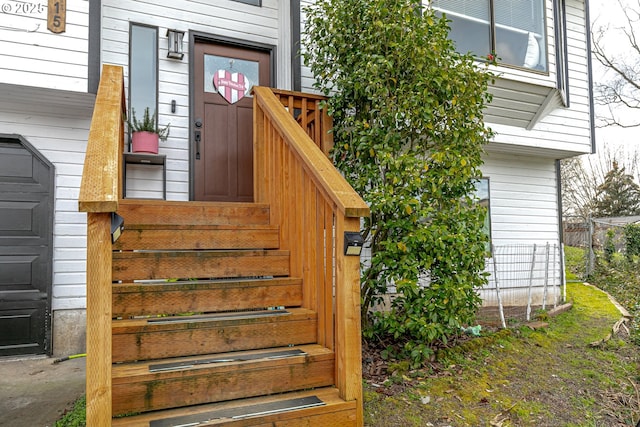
[270, 88, 334, 157]
[79, 65, 369, 426]
[78, 64, 125, 425]
[253, 86, 370, 425]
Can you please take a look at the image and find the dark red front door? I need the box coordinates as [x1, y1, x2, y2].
[193, 40, 271, 202]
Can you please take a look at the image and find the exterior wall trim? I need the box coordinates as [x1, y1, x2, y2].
[554, 0, 570, 107]
[584, 0, 596, 154]
[292, 0, 302, 92]
[88, 0, 101, 94]
[555, 159, 566, 286]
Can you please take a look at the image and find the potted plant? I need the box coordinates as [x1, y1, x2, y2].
[125, 107, 170, 154]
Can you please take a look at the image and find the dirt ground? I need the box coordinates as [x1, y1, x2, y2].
[0, 355, 85, 427]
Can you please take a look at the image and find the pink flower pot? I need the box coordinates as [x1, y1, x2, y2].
[131, 131, 159, 154]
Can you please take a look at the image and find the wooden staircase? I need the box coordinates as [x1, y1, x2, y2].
[108, 200, 355, 426]
[79, 65, 369, 426]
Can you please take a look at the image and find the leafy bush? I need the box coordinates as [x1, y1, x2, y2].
[625, 223, 640, 260]
[304, 0, 494, 365]
[592, 255, 640, 345]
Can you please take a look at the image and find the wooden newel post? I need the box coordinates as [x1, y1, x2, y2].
[335, 216, 364, 426]
[79, 64, 124, 426]
[85, 213, 113, 425]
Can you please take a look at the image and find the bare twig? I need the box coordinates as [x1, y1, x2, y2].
[490, 400, 521, 426]
[629, 377, 640, 414]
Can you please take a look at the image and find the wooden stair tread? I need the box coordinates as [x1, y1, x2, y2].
[112, 277, 303, 317]
[112, 249, 291, 282]
[111, 387, 357, 427]
[111, 345, 336, 415]
[113, 276, 302, 293]
[112, 308, 318, 362]
[114, 224, 280, 251]
[113, 344, 332, 379]
[116, 200, 271, 226]
[113, 307, 315, 331]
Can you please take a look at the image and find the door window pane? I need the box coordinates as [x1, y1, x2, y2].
[129, 24, 158, 119]
[204, 55, 259, 98]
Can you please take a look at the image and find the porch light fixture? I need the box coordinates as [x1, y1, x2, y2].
[111, 213, 124, 244]
[344, 232, 365, 256]
[166, 29, 185, 60]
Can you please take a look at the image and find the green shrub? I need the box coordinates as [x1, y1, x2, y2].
[591, 255, 640, 345]
[625, 224, 640, 259]
[304, 0, 494, 366]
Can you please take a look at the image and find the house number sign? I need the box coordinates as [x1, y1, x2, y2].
[47, 0, 65, 33]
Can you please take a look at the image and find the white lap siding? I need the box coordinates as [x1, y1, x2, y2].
[102, 0, 286, 200]
[0, 1, 89, 92]
[480, 152, 562, 309]
[482, 152, 560, 246]
[0, 95, 93, 311]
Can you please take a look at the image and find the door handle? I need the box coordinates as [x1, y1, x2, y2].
[195, 130, 201, 160]
[194, 118, 202, 160]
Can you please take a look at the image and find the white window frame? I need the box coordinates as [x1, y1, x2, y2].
[474, 177, 492, 254]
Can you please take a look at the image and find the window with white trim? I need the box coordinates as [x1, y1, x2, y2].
[474, 178, 492, 253]
[129, 23, 158, 122]
[431, 0, 548, 72]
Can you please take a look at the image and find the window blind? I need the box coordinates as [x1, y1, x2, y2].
[431, 0, 543, 34]
[431, 0, 490, 22]
[494, 0, 542, 34]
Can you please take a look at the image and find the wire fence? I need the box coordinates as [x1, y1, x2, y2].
[477, 243, 563, 327]
[362, 242, 564, 328]
[562, 215, 639, 279]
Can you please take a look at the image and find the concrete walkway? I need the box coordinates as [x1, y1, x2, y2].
[0, 355, 85, 427]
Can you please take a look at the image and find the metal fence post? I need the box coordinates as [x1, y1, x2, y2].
[542, 243, 550, 310]
[526, 244, 537, 321]
[587, 215, 595, 277]
[491, 244, 507, 329]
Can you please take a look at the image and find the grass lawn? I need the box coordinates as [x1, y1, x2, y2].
[363, 282, 639, 426]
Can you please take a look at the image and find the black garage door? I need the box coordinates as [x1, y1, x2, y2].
[0, 134, 54, 356]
